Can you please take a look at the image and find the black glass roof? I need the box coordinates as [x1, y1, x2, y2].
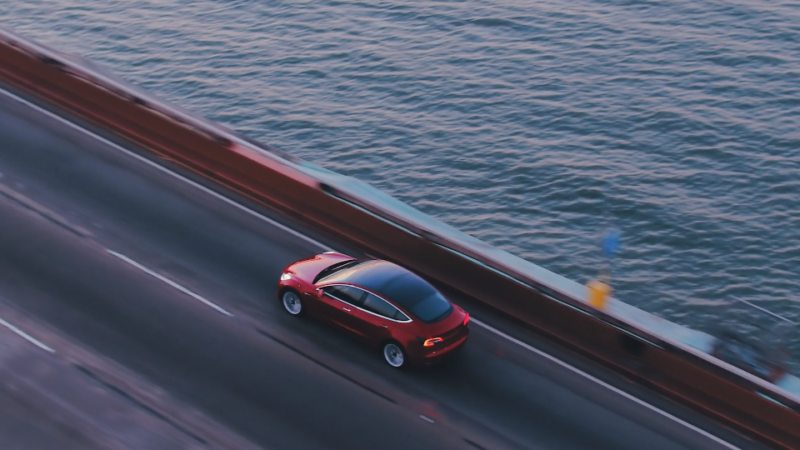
[320, 260, 451, 322]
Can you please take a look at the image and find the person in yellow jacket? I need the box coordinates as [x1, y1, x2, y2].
[587, 228, 619, 310]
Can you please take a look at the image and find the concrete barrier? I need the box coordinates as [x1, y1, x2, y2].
[1, 27, 798, 449]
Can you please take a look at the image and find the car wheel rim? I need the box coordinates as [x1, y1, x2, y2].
[282, 291, 302, 315]
[383, 343, 404, 367]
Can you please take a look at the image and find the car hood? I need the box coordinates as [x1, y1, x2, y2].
[287, 252, 354, 283]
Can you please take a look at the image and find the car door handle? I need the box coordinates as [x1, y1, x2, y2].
[381, 324, 388, 329]
[343, 307, 351, 312]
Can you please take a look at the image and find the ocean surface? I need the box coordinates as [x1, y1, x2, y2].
[2, 0, 799, 369]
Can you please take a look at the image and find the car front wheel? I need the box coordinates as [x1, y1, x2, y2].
[281, 289, 303, 316]
[382, 342, 406, 368]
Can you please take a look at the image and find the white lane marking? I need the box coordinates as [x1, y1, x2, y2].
[108, 250, 233, 317]
[419, 415, 435, 424]
[0, 316, 55, 353]
[0, 86, 738, 448]
[471, 318, 741, 450]
[0, 88, 333, 253]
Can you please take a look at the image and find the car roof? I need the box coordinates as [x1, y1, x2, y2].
[325, 260, 440, 310]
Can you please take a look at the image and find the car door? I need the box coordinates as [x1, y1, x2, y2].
[324, 287, 389, 344]
[319, 285, 366, 336]
[353, 292, 405, 345]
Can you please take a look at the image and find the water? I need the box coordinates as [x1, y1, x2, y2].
[2, 0, 800, 369]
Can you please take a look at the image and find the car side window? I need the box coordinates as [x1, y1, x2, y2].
[392, 309, 411, 322]
[323, 285, 365, 306]
[363, 293, 403, 320]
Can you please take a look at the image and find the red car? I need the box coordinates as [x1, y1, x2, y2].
[277, 252, 469, 368]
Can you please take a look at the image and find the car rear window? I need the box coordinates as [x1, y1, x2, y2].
[377, 272, 452, 323]
[407, 292, 452, 323]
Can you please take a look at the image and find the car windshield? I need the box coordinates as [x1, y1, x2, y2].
[313, 259, 363, 284]
[323, 261, 452, 323]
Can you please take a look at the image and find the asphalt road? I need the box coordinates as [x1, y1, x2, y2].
[0, 85, 771, 450]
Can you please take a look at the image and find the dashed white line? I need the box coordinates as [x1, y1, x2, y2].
[471, 318, 741, 450]
[0, 86, 739, 449]
[107, 250, 233, 317]
[0, 316, 55, 353]
[0, 88, 333, 253]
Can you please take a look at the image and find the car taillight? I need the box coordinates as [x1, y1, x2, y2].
[463, 313, 470, 326]
[423, 337, 443, 347]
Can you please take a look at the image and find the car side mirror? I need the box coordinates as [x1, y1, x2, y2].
[316, 287, 324, 298]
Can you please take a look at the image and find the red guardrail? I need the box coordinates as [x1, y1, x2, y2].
[1, 28, 798, 449]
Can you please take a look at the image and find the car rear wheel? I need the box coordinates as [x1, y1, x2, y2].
[281, 289, 303, 316]
[382, 342, 405, 368]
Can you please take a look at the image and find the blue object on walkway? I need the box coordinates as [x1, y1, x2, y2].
[602, 229, 620, 258]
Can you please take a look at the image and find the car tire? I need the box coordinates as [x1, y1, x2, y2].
[280, 289, 304, 316]
[382, 341, 406, 368]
